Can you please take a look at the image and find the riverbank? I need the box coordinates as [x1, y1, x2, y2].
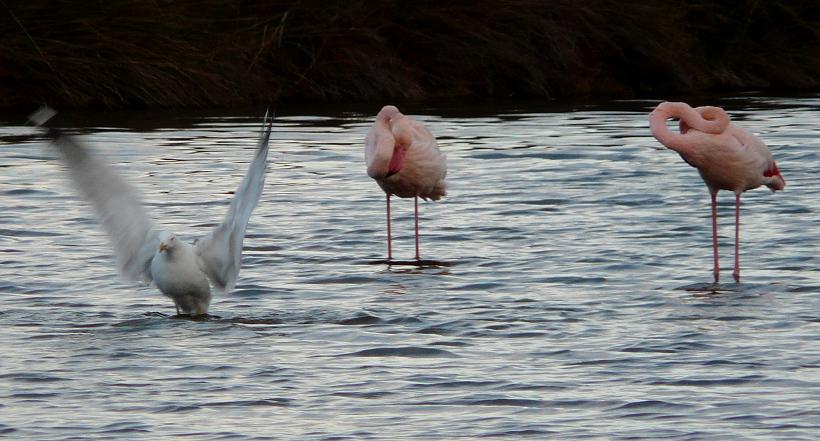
[2, 0, 819, 109]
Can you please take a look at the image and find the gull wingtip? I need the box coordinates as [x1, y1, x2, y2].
[28, 106, 57, 127]
[262, 107, 274, 136]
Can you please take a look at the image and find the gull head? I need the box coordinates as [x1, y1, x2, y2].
[158, 231, 178, 254]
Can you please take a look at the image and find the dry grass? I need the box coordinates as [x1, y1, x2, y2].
[1, 0, 818, 108]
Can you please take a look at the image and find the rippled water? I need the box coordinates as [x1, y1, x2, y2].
[1, 97, 818, 440]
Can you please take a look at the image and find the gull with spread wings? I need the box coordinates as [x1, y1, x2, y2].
[30, 107, 272, 316]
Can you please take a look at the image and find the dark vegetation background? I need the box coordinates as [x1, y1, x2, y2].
[2, 0, 819, 109]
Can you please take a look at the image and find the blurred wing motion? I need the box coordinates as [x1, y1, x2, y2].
[30, 107, 159, 281]
[195, 112, 273, 291]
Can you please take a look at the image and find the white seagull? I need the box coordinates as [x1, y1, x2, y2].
[30, 107, 273, 316]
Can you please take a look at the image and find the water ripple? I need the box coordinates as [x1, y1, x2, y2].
[342, 347, 459, 358]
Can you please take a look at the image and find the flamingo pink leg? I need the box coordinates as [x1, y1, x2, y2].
[414, 196, 421, 261]
[711, 191, 719, 284]
[386, 193, 393, 261]
[733, 192, 741, 283]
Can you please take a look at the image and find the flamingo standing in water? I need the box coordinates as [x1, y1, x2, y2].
[649, 101, 785, 283]
[365, 105, 446, 262]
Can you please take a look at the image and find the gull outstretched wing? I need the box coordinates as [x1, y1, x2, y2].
[31, 107, 159, 282]
[195, 112, 272, 291]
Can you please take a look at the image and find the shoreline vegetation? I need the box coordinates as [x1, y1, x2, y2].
[2, 1, 819, 109]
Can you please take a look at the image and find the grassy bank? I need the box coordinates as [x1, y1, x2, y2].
[2, 0, 819, 109]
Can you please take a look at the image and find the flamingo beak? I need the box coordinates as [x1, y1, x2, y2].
[159, 242, 168, 252]
[386, 145, 407, 178]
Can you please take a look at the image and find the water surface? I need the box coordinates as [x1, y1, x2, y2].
[0, 97, 818, 439]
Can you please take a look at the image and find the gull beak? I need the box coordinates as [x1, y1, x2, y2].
[159, 242, 168, 252]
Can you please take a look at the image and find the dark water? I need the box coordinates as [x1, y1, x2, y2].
[0, 97, 818, 440]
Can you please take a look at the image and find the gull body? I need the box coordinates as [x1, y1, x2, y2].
[649, 101, 785, 283]
[150, 231, 212, 315]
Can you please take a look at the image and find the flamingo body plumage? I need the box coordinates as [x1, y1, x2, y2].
[365, 105, 446, 261]
[649, 101, 784, 283]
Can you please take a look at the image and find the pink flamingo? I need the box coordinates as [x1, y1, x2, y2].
[650, 101, 785, 283]
[365, 105, 447, 261]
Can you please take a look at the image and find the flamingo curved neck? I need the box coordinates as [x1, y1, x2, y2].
[650, 102, 730, 155]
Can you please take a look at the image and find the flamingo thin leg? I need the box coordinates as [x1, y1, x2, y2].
[414, 196, 421, 261]
[733, 193, 741, 283]
[711, 191, 719, 284]
[386, 193, 393, 261]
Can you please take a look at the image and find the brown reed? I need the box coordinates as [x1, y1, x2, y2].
[1, 0, 818, 108]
